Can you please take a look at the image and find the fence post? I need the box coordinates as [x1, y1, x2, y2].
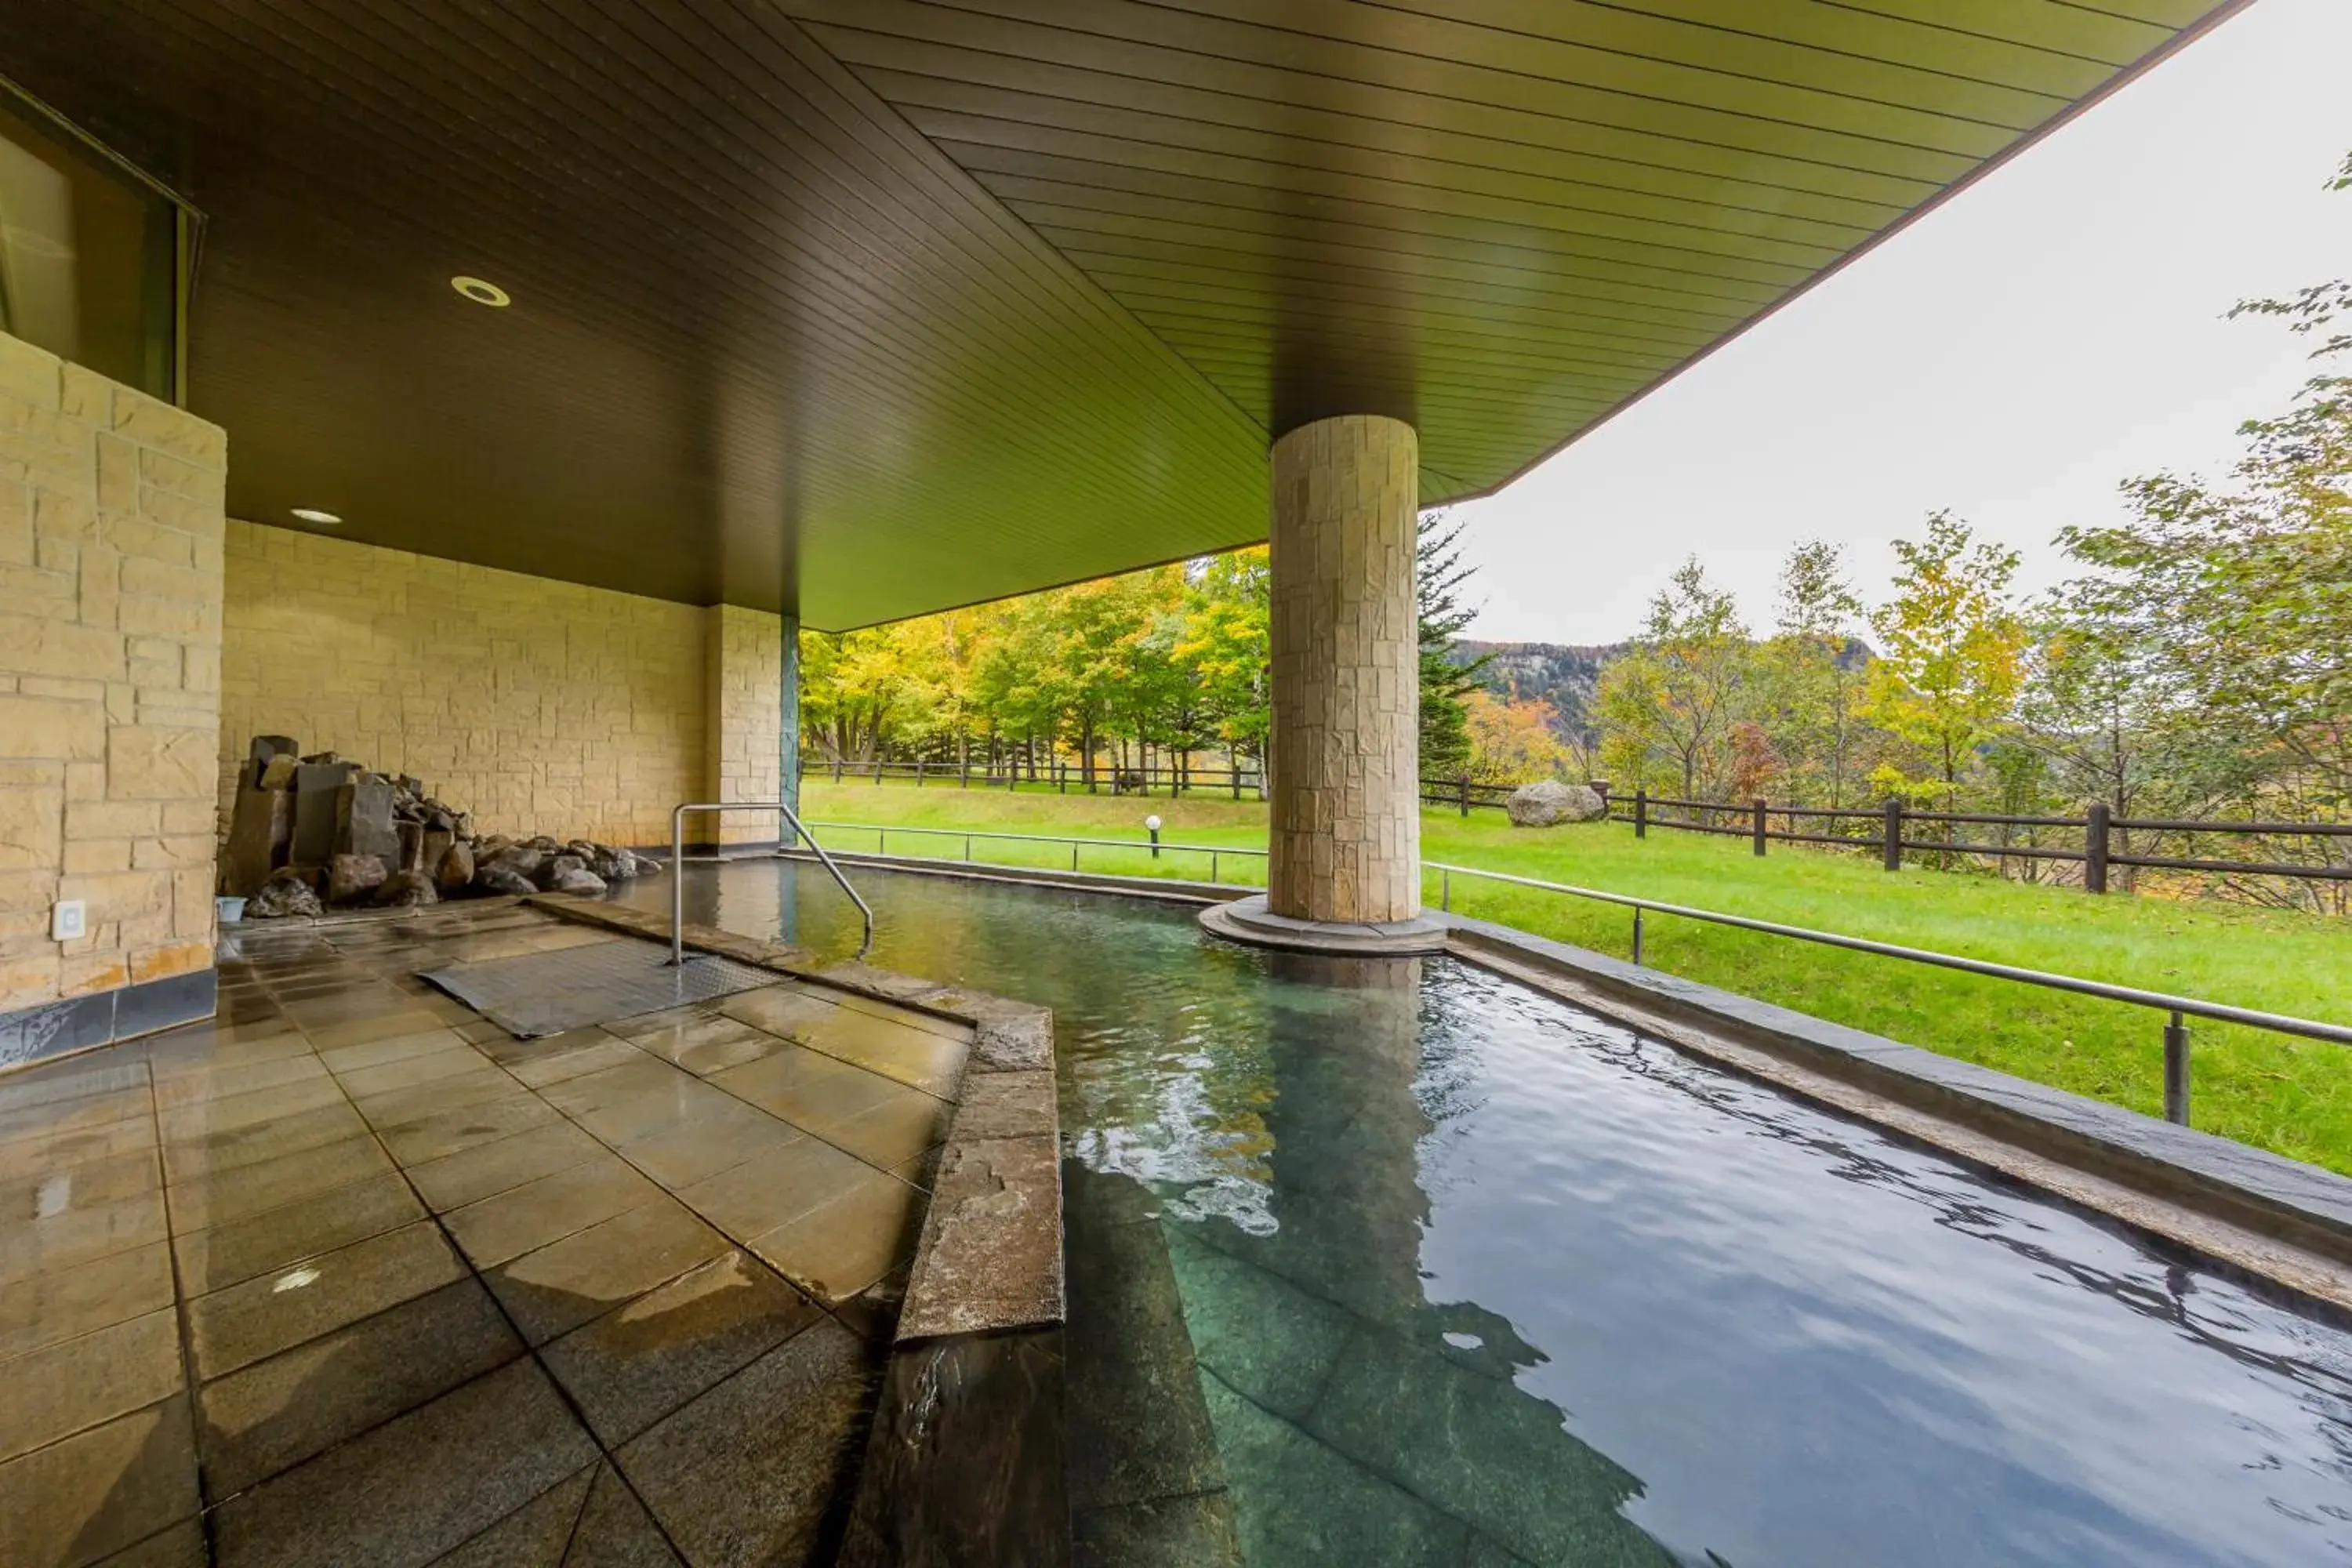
[1632, 906, 1644, 966]
[1882, 797, 1903, 872]
[873, 759, 883, 785]
[959, 759, 968, 789]
[1752, 798, 1767, 857]
[1592, 780, 1610, 821]
[1229, 766, 1240, 802]
[2085, 802, 2111, 895]
[2163, 1011, 2190, 1125]
[832, 757, 843, 784]
[1635, 788, 1648, 840]
[915, 760, 925, 788]
[1458, 774, 1471, 818]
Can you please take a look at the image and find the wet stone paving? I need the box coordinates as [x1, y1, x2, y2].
[0, 899, 971, 1567]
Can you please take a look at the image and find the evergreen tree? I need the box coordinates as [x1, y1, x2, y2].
[1417, 509, 1486, 782]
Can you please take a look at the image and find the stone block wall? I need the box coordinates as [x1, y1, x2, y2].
[0, 329, 225, 1012]
[1266, 414, 1421, 925]
[220, 524, 712, 848]
[705, 604, 784, 845]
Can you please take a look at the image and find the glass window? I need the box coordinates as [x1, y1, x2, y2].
[0, 79, 183, 401]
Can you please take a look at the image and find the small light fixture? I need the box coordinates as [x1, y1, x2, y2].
[290, 507, 342, 525]
[450, 275, 511, 307]
[1145, 814, 1163, 859]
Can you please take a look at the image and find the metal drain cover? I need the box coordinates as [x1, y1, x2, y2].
[419, 938, 780, 1037]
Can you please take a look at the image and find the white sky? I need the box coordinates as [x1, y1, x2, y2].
[1450, 0, 2352, 646]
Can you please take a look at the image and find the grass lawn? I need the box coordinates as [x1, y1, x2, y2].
[799, 778, 2352, 1176]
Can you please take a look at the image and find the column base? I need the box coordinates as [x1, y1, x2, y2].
[1197, 895, 1448, 957]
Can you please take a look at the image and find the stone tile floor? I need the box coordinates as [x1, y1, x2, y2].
[0, 899, 971, 1567]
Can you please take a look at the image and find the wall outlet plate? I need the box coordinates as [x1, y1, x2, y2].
[52, 900, 85, 942]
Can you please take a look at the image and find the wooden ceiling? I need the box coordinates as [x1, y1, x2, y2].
[0, 0, 2245, 628]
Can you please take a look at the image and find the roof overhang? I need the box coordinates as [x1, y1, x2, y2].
[0, 0, 2251, 629]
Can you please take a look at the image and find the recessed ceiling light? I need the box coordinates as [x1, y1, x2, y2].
[451, 275, 510, 307]
[291, 507, 342, 525]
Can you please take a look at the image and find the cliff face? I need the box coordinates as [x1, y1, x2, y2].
[1449, 640, 1628, 741]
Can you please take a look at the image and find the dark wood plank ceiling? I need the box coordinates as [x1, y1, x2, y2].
[0, 0, 2245, 628]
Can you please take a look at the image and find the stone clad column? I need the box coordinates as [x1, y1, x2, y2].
[1267, 415, 1421, 924]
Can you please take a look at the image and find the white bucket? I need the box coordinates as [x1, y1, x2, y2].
[216, 895, 247, 924]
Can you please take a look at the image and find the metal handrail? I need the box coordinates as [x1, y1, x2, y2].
[805, 818, 1267, 861]
[670, 801, 873, 964]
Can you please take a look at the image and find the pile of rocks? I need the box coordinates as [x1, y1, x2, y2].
[224, 736, 661, 919]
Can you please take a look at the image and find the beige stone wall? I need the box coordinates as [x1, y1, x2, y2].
[0, 330, 224, 1010]
[1266, 414, 1421, 924]
[220, 524, 713, 848]
[704, 604, 785, 844]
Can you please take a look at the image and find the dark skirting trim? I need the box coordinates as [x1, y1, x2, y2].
[0, 965, 217, 1073]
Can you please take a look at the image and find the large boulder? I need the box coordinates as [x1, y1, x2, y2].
[485, 845, 546, 881]
[549, 864, 608, 895]
[435, 842, 476, 896]
[534, 854, 586, 891]
[326, 853, 388, 905]
[473, 864, 537, 897]
[1505, 779, 1607, 828]
[584, 843, 635, 882]
[373, 869, 439, 907]
[247, 868, 324, 920]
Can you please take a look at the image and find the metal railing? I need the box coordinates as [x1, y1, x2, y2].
[706, 814, 2352, 1131]
[670, 801, 873, 963]
[1426, 858, 2352, 1127]
[804, 818, 1266, 885]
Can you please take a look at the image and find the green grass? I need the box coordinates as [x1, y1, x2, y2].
[800, 776, 2352, 1175]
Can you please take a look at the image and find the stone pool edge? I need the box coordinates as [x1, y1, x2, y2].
[519, 892, 1072, 1565]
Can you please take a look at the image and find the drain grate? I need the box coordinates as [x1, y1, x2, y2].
[419, 938, 779, 1037]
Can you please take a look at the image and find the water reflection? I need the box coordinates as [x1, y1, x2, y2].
[620, 865, 2352, 1566]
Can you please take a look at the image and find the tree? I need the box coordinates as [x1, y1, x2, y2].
[1761, 539, 1868, 807]
[1593, 556, 1750, 797]
[1863, 512, 2026, 811]
[1464, 691, 1579, 783]
[1417, 509, 1486, 782]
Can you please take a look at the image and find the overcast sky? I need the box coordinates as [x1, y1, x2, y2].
[1449, 0, 2352, 647]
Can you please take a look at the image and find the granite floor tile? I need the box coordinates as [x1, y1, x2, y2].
[675, 1136, 873, 1243]
[630, 1013, 782, 1076]
[619, 1319, 871, 1568]
[156, 1105, 370, 1196]
[538, 1058, 693, 1120]
[5, 1146, 162, 1223]
[796, 1010, 967, 1095]
[430, 1465, 595, 1568]
[89, 1519, 209, 1566]
[379, 1091, 561, 1166]
[0, 1240, 174, 1362]
[333, 1044, 494, 1101]
[352, 1068, 522, 1131]
[562, 1080, 748, 1149]
[1200, 1370, 1470, 1567]
[172, 1170, 425, 1295]
[506, 1034, 644, 1090]
[188, 1219, 465, 1380]
[831, 993, 971, 1041]
[615, 1099, 802, 1190]
[705, 1047, 858, 1123]
[819, 1090, 953, 1171]
[1164, 1229, 1354, 1427]
[155, 1077, 347, 1146]
[407, 1120, 607, 1213]
[488, 1200, 732, 1346]
[0, 1058, 152, 1113]
[317, 1028, 470, 1076]
[713, 986, 844, 1043]
[0, 1116, 154, 1186]
[194, 1276, 523, 1498]
[0, 1086, 153, 1146]
[0, 1396, 200, 1568]
[542, 1249, 822, 1446]
[164, 1134, 392, 1233]
[566, 1462, 684, 1566]
[744, 1171, 921, 1308]
[146, 1032, 314, 1080]
[445, 1157, 665, 1270]
[1, 1189, 169, 1288]
[735, 1060, 909, 1139]
[149, 1055, 327, 1110]
[301, 1011, 449, 1051]
[209, 1359, 597, 1568]
[0, 1307, 184, 1464]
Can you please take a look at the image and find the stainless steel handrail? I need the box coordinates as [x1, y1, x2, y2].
[1425, 858, 2352, 1047]
[804, 818, 1268, 858]
[670, 802, 873, 964]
